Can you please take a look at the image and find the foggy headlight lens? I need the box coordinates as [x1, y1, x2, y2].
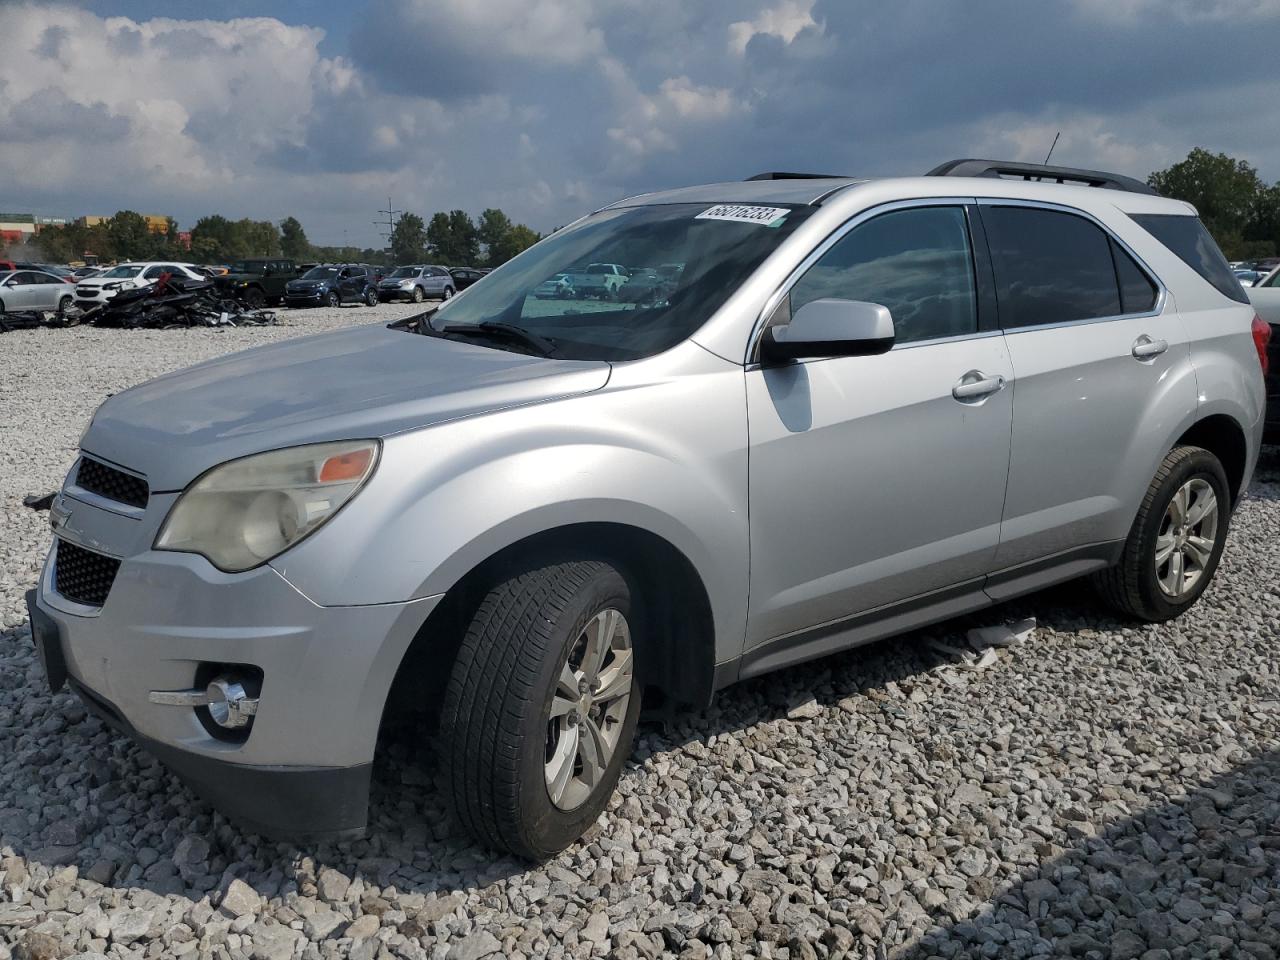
[155, 440, 379, 572]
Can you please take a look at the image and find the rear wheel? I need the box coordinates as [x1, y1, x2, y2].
[1092, 445, 1230, 622]
[439, 560, 640, 859]
[442, 286, 455, 301]
[364, 287, 378, 307]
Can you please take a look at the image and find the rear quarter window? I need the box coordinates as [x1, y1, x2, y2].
[1130, 213, 1248, 305]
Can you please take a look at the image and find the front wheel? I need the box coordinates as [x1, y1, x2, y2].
[243, 287, 266, 309]
[411, 286, 425, 303]
[1092, 445, 1231, 622]
[325, 291, 340, 308]
[438, 560, 641, 859]
[57, 296, 73, 317]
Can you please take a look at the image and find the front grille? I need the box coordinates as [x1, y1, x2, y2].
[76, 457, 148, 508]
[54, 539, 121, 607]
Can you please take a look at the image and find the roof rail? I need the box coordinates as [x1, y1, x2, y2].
[926, 158, 1158, 196]
[745, 171, 844, 181]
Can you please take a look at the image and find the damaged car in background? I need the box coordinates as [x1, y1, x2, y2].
[74, 262, 206, 310]
[27, 160, 1266, 859]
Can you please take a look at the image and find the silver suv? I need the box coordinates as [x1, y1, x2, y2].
[377, 264, 456, 303]
[27, 159, 1268, 858]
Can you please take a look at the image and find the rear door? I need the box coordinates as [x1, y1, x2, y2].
[980, 202, 1199, 588]
[746, 202, 1014, 648]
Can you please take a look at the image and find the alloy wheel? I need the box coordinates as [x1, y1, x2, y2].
[1155, 477, 1219, 598]
[544, 608, 634, 811]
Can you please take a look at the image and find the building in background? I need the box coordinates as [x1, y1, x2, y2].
[77, 214, 172, 234]
[0, 213, 36, 246]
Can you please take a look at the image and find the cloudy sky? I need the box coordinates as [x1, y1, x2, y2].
[2, 0, 1279, 247]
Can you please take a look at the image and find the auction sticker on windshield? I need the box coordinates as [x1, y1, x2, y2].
[695, 205, 790, 227]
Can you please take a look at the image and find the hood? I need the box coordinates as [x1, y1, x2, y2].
[287, 277, 328, 288]
[82, 324, 611, 491]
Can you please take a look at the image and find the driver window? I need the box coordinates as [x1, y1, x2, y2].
[789, 206, 978, 345]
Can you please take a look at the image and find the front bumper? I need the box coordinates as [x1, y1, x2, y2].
[30, 487, 440, 838]
[285, 289, 326, 304]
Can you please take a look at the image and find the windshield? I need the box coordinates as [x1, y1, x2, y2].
[426, 202, 813, 360]
[389, 267, 419, 278]
[302, 266, 339, 280]
[102, 265, 143, 279]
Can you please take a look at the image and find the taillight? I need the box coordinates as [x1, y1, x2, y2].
[1252, 314, 1271, 377]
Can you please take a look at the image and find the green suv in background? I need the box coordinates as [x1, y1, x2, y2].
[217, 259, 300, 307]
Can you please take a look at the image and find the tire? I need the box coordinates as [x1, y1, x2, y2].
[411, 286, 425, 303]
[364, 287, 378, 307]
[57, 296, 72, 316]
[243, 287, 266, 309]
[439, 560, 641, 859]
[269, 296, 282, 307]
[325, 291, 340, 308]
[1091, 445, 1231, 622]
[442, 286, 455, 301]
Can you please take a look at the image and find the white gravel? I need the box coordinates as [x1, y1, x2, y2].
[1, 308, 1279, 960]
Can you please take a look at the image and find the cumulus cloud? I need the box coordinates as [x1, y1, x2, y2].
[2, 0, 1279, 247]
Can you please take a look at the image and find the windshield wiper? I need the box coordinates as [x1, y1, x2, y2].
[440, 321, 560, 357]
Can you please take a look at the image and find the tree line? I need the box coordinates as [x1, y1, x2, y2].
[21, 207, 540, 268]
[19, 149, 1278, 268]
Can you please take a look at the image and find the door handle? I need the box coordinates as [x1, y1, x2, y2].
[1132, 335, 1168, 360]
[952, 371, 1006, 401]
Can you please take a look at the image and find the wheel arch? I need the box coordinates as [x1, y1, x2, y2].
[1174, 413, 1250, 505]
[381, 521, 718, 735]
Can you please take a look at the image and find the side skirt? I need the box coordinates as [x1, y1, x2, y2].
[719, 540, 1123, 689]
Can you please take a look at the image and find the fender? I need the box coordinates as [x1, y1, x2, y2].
[271, 344, 752, 664]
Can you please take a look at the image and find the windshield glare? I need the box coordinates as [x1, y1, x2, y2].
[102, 265, 143, 278]
[428, 202, 812, 360]
[302, 267, 339, 280]
[390, 267, 419, 278]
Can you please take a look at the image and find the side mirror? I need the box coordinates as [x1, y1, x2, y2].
[761, 298, 895, 363]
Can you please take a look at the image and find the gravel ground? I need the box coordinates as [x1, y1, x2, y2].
[1, 309, 1279, 960]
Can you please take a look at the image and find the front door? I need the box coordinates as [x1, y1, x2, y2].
[746, 203, 1014, 648]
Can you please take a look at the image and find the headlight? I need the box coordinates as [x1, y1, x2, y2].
[399, 280, 413, 287]
[155, 440, 379, 572]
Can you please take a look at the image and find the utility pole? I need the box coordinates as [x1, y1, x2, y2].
[375, 198, 400, 247]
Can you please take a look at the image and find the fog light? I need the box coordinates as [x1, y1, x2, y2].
[206, 677, 258, 730]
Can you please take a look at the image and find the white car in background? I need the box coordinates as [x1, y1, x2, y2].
[74, 262, 205, 309]
[1248, 265, 1280, 325]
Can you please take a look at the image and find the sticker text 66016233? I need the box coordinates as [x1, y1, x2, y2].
[695, 205, 790, 227]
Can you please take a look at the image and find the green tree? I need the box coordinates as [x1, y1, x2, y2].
[108, 210, 155, 260]
[490, 222, 540, 266]
[447, 210, 480, 264]
[280, 216, 310, 259]
[390, 212, 429, 263]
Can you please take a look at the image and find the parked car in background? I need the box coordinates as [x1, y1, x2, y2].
[0, 260, 16, 273]
[15, 263, 76, 282]
[377, 265, 455, 302]
[618, 267, 676, 305]
[565, 262, 628, 299]
[215, 259, 299, 307]
[284, 264, 379, 308]
[1246, 265, 1280, 441]
[1235, 269, 1265, 287]
[533, 273, 574, 299]
[449, 267, 485, 291]
[0, 270, 76, 314]
[70, 266, 104, 281]
[74, 262, 206, 309]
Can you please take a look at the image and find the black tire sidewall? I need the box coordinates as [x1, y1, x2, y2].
[516, 567, 641, 857]
[1133, 450, 1231, 619]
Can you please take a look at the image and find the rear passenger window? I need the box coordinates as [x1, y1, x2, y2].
[983, 206, 1122, 327]
[1111, 240, 1158, 314]
[789, 206, 978, 345]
